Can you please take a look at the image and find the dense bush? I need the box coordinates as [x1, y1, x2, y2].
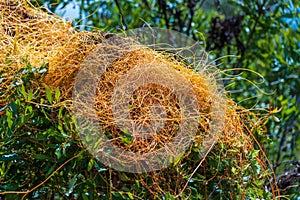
[0, 61, 273, 199]
[1, 0, 299, 199]
[34, 0, 300, 197]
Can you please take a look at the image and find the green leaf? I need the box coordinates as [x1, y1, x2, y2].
[121, 128, 133, 145]
[62, 142, 72, 155]
[45, 165, 55, 177]
[231, 167, 237, 174]
[55, 147, 62, 159]
[0, 184, 17, 190]
[6, 110, 13, 129]
[0, 153, 19, 161]
[0, 104, 7, 113]
[27, 89, 33, 101]
[242, 163, 250, 171]
[33, 154, 49, 160]
[9, 101, 18, 117]
[58, 106, 63, 118]
[25, 104, 33, 113]
[123, 128, 131, 136]
[82, 193, 89, 200]
[21, 84, 27, 99]
[95, 162, 107, 173]
[58, 124, 64, 134]
[66, 175, 77, 196]
[88, 158, 94, 171]
[45, 86, 53, 104]
[228, 149, 239, 153]
[127, 192, 134, 199]
[173, 154, 182, 166]
[55, 87, 61, 102]
[251, 150, 260, 158]
[272, 115, 280, 123]
[38, 66, 48, 74]
[85, 133, 93, 143]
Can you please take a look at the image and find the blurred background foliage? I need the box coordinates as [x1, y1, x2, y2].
[1, 0, 299, 199]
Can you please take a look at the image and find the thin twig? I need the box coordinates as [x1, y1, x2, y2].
[175, 141, 216, 198]
[0, 151, 84, 199]
[114, 0, 127, 29]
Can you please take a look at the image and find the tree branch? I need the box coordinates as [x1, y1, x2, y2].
[114, 0, 127, 29]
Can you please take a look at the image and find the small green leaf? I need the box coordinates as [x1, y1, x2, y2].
[55, 147, 62, 159]
[33, 154, 49, 160]
[127, 192, 134, 199]
[123, 128, 131, 136]
[58, 106, 63, 118]
[242, 163, 250, 171]
[121, 128, 133, 145]
[66, 175, 77, 196]
[27, 89, 33, 101]
[25, 105, 33, 115]
[0, 153, 19, 161]
[173, 154, 182, 166]
[6, 110, 13, 129]
[120, 136, 131, 145]
[251, 150, 260, 158]
[55, 87, 61, 102]
[82, 193, 89, 200]
[58, 124, 64, 134]
[231, 167, 237, 174]
[228, 149, 239, 153]
[88, 158, 94, 171]
[169, 156, 174, 164]
[62, 141, 72, 155]
[272, 115, 280, 122]
[38, 67, 48, 74]
[0, 104, 7, 113]
[21, 84, 27, 99]
[9, 101, 18, 117]
[95, 162, 107, 172]
[45, 86, 53, 104]
[45, 165, 55, 177]
[86, 133, 93, 143]
[0, 184, 17, 190]
[98, 168, 108, 172]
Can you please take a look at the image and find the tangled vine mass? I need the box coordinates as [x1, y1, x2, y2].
[0, 1, 280, 199]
